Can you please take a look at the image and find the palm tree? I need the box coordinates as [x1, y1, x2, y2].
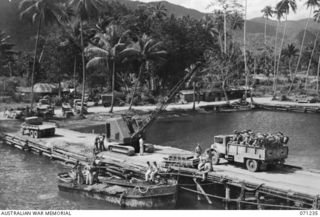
[19, 0, 68, 109]
[314, 9, 320, 94]
[185, 64, 201, 111]
[0, 31, 16, 76]
[202, 13, 224, 52]
[275, 0, 297, 95]
[229, 11, 243, 50]
[86, 24, 128, 113]
[288, 0, 319, 94]
[282, 43, 299, 79]
[305, 33, 320, 91]
[120, 34, 167, 110]
[261, 6, 273, 48]
[208, 0, 241, 54]
[261, 5, 273, 70]
[272, 8, 284, 97]
[304, 1, 320, 90]
[243, 0, 249, 98]
[148, 2, 167, 21]
[68, 0, 103, 116]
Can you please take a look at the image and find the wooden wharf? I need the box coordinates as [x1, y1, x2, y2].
[1, 128, 320, 209]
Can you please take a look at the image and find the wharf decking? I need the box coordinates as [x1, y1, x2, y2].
[1, 128, 320, 209]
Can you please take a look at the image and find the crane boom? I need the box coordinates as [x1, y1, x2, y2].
[131, 62, 201, 139]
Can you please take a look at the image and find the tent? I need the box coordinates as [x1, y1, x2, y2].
[33, 83, 57, 93]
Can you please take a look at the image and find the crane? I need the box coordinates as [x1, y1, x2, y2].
[105, 62, 202, 155]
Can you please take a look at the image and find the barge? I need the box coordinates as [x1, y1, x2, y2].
[57, 172, 177, 209]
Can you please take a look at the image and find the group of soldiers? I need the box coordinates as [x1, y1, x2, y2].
[73, 158, 101, 185]
[145, 161, 159, 182]
[233, 130, 289, 147]
[94, 135, 106, 153]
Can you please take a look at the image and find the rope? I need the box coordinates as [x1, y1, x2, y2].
[180, 186, 309, 210]
[133, 186, 150, 194]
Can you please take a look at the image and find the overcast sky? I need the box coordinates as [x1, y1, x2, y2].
[134, 0, 310, 20]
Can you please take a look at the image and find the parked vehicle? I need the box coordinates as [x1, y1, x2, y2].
[61, 103, 73, 118]
[210, 132, 289, 172]
[5, 107, 30, 120]
[73, 99, 88, 114]
[21, 117, 55, 138]
[101, 93, 113, 107]
[36, 98, 54, 119]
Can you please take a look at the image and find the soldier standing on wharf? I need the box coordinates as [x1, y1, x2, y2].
[150, 161, 159, 182]
[145, 161, 152, 181]
[139, 136, 144, 156]
[94, 136, 100, 153]
[194, 143, 202, 159]
[73, 161, 84, 185]
[99, 135, 106, 151]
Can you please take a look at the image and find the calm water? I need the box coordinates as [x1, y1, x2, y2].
[1, 110, 320, 209]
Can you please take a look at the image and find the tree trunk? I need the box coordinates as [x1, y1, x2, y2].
[244, 0, 248, 98]
[192, 81, 196, 111]
[109, 60, 115, 113]
[30, 14, 42, 110]
[264, 17, 267, 70]
[288, 8, 312, 94]
[275, 14, 288, 94]
[218, 33, 223, 53]
[222, 79, 229, 104]
[8, 62, 13, 77]
[317, 54, 320, 95]
[129, 63, 144, 110]
[80, 20, 86, 117]
[224, 10, 227, 54]
[73, 57, 77, 98]
[289, 57, 292, 81]
[58, 57, 62, 99]
[273, 19, 280, 97]
[305, 30, 319, 91]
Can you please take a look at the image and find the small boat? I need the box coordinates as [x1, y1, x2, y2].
[57, 172, 178, 209]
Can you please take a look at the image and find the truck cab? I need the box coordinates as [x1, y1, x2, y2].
[211, 135, 234, 155]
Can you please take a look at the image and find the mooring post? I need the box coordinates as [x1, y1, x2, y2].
[195, 179, 201, 201]
[237, 184, 245, 210]
[255, 191, 262, 210]
[312, 195, 320, 210]
[225, 184, 230, 210]
[286, 190, 293, 208]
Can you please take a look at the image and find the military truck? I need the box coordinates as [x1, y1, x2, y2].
[210, 133, 289, 172]
[21, 117, 56, 139]
[36, 99, 54, 119]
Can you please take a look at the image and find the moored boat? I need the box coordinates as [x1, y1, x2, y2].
[57, 172, 178, 209]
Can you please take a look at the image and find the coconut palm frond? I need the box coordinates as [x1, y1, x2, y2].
[85, 46, 109, 58]
[86, 57, 108, 69]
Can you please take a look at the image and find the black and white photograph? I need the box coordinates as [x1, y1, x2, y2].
[0, 0, 320, 214]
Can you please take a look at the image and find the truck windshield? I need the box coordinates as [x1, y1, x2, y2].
[215, 137, 224, 144]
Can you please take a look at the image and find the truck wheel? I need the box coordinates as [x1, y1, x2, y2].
[211, 150, 220, 165]
[246, 159, 259, 172]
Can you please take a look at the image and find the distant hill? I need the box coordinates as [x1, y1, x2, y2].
[1, 0, 319, 52]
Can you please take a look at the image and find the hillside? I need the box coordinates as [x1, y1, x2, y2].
[0, 0, 318, 52]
